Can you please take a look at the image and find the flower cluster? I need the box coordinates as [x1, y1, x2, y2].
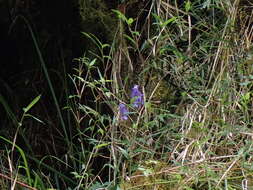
[119, 85, 144, 121]
[131, 85, 144, 108]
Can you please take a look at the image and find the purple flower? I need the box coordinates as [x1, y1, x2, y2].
[119, 103, 129, 120]
[130, 85, 144, 108]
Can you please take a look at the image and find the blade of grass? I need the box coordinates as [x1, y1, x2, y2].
[9, 15, 70, 148]
[0, 136, 31, 185]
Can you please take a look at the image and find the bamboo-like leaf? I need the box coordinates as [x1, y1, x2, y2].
[161, 17, 177, 27]
[23, 95, 41, 113]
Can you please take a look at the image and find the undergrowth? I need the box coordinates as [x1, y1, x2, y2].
[1, 0, 253, 189]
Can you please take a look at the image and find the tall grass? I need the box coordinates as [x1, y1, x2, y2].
[1, 0, 253, 189]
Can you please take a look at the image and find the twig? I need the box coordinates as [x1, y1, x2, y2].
[0, 173, 37, 190]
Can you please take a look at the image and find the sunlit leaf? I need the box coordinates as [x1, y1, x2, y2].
[185, 0, 192, 12]
[127, 18, 134, 25]
[161, 17, 177, 27]
[95, 143, 110, 149]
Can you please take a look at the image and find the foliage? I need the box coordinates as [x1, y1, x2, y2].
[1, 0, 253, 189]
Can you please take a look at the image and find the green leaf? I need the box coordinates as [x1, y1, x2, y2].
[185, 0, 192, 12]
[95, 143, 110, 149]
[88, 58, 97, 67]
[24, 114, 45, 124]
[127, 18, 134, 25]
[112, 9, 128, 22]
[131, 31, 140, 36]
[202, 0, 211, 9]
[118, 146, 129, 159]
[81, 32, 103, 49]
[242, 92, 251, 102]
[124, 34, 136, 47]
[152, 13, 162, 23]
[161, 16, 177, 27]
[98, 128, 104, 135]
[23, 95, 41, 113]
[102, 44, 110, 49]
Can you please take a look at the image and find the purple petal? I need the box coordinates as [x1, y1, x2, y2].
[119, 103, 129, 120]
[130, 85, 142, 99]
[130, 85, 144, 108]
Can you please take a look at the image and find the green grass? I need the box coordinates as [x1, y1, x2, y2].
[1, 0, 253, 189]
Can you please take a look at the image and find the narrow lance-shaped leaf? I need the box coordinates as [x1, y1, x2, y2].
[23, 94, 41, 113]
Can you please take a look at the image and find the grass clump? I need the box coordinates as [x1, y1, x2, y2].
[1, 0, 253, 189]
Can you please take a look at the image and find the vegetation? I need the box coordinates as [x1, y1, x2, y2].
[1, 0, 253, 189]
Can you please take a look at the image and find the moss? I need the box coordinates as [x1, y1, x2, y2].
[119, 160, 179, 190]
[79, 0, 118, 52]
[144, 73, 176, 105]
